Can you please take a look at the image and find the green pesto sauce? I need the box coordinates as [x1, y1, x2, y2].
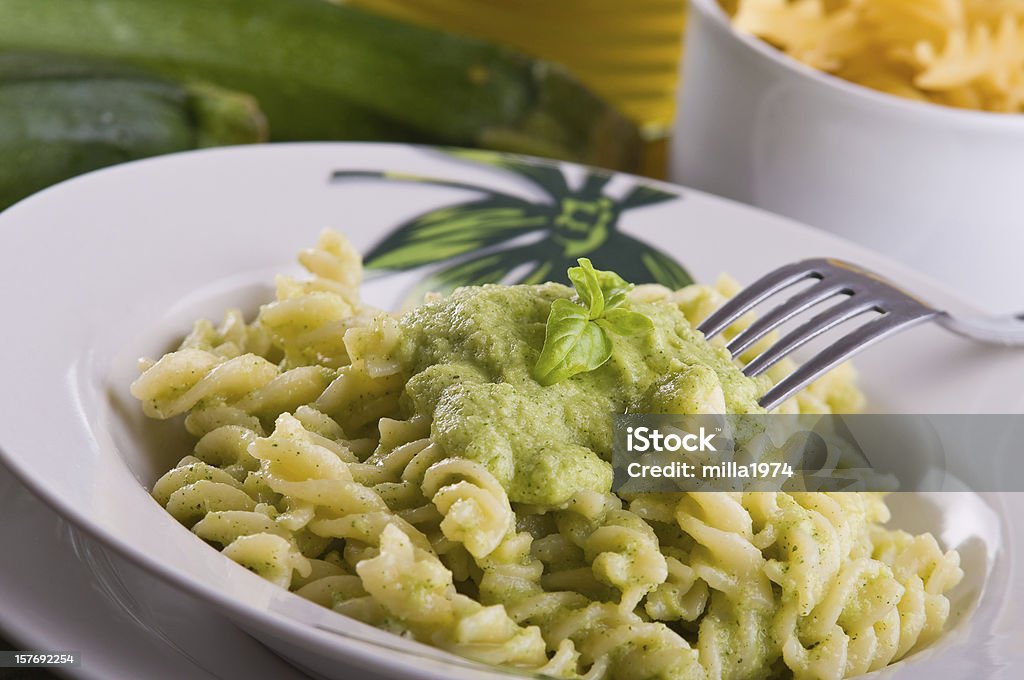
[394, 283, 764, 506]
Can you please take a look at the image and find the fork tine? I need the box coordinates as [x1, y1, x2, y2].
[758, 313, 932, 410]
[743, 298, 879, 377]
[726, 279, 852, 357]
[697, 261, 825, 339]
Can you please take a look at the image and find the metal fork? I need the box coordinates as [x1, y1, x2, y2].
[698, 258, 1024, 410]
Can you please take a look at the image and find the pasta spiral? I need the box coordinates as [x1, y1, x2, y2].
[136, 230, 964, 680]
[724, 0, 1024, 112]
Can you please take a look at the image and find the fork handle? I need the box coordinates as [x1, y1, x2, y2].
[936, 312, 1024, 346]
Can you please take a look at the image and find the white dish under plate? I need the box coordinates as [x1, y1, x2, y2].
[0, 460, 320, 680]
[0, 143, 1022, 679]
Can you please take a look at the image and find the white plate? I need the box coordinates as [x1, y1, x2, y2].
[0, 143, 1022, 679]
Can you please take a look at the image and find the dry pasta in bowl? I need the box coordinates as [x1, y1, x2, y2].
[721, 0, 1024, 113]
[132, 230, 963, 680]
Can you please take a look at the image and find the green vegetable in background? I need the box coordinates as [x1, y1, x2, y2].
[0, 52, 266, 210]
[0, 0, 642, 170]
[534, 258, 653, 386]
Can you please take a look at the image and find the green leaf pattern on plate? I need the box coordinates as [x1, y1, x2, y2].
[332, 149, 693, 299]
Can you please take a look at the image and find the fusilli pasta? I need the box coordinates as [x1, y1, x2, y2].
[135, 230, 962, 679]
[724, 0, 1024, 113]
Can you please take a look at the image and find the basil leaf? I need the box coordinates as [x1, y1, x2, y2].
[535, 261, 654, 386]
[567, 258, 605, 319]
[533, 299, 613, 386]
[593, 268, 633, 311]
[598, 308, 655, 336]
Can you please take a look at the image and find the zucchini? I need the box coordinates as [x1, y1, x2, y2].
[0, 52, 267, 210]
[0, 0, 641, 170]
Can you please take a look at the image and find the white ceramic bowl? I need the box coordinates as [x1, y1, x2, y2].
[670, 0, 1024, 313]
[0, 144, 1022, 679]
